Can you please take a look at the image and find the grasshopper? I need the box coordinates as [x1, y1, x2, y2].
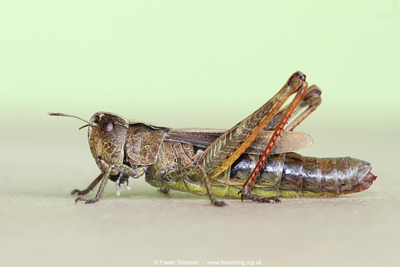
[49, 71, 376, 206]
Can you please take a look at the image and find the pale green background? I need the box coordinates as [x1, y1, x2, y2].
[1, 1, 400, 267]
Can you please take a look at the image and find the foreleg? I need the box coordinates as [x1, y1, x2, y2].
[71, 173, 103, 196]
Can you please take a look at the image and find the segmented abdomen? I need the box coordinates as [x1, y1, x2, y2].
[210, 152, 376, 198]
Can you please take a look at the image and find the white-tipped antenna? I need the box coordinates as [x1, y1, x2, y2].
[48, 112, 96, 129]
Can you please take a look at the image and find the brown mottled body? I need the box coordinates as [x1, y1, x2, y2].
[48, 71, 376, 205]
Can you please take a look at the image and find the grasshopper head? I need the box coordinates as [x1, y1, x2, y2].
[48, 112, 129, 173]
[87, 112, 129, 168]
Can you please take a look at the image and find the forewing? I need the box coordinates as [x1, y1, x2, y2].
[164, 128, 226, 148]
[165, 128, 313, 154]
[248, 131, 313, 154]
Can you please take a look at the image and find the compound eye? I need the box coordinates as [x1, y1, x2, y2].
[99, 116, 114, 138]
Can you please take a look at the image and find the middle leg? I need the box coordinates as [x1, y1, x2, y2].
[160, 165, 227, 207]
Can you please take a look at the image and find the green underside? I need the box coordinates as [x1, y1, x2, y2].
[145, 176, 339, 198]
